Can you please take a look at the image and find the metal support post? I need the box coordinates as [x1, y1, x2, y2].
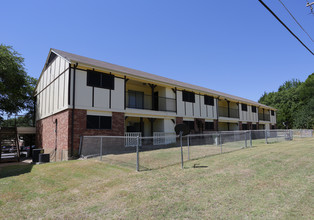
[250, 130, 252, 147]
[219, 134, 222, 154]
[187, 136, 190, 161]
[265, 129, 268, 144]
[136, 136, 139, 172]
[180, 131, 184, 169]
[245, 131, 247, 148]
[100, 137, 103, 161]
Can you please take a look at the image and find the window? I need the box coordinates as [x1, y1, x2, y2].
[252, 106, 257, 113]
[87, 70, 115, 90]
[241, 104, 247, 111]
[86, 115, 112, 129]
[183, 121, 194, 130]
[205, 122, 214, 130]
[252, 124, 257, 130]
[182, 91, 195, 103]
[271, 110, 274, 116]
[204, 95, 214, 106]
[242, 124, 248, 130]
[128, 90, 144, 109]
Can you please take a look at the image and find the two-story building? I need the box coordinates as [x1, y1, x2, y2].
[35, 49, 276, 160]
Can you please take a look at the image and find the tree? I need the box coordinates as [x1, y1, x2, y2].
[258, 74, 314, 129]
[0, 44, 36, 121]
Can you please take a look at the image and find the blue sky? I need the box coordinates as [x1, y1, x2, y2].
[1, 0, 313, 102]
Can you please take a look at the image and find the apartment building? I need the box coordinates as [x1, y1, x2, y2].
[35, 49, 276, 159]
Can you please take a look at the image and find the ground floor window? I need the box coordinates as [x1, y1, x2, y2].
[242, 124, 248, 130]
[183, 121, 194, 130]
[205, 122, 214, 130]
[86, 115, 112, 129]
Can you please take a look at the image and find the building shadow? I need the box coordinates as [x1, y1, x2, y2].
[0, 159, 34, 179]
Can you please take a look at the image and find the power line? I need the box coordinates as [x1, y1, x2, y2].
[278, 0, 313, 42]
[258, 0, 314, 56]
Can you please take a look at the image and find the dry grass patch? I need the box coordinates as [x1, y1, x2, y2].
[0, 137, 313, 219]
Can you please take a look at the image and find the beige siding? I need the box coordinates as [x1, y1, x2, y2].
[35, 56, 70, 120]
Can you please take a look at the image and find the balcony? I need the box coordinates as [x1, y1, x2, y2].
[218, 106, 239, 118]
[258, 113, 270, 121]
[126, 91, 176, 112]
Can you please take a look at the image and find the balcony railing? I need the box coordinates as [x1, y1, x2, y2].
[126, 91, 176, 112]
[218, 106, 239, 118]
[258, 113, 270, 121]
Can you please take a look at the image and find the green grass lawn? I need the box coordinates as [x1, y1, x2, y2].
[0, 138, 313, 219]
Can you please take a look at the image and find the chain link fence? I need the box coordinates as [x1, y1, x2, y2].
[79, 129, 310, 171]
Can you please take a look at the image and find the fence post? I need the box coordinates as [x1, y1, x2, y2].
[187, 136, 190, 161]
[136, 136, 139, 172]
[245, 131, 247, 148]
[180, 131, 183, 169]
[265, 129, 268, 144]
[100, 137, 103, 161]
[219, 134, 222, 154]
[250, 130, 252, 147]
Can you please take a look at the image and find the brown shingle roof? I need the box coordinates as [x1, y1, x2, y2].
[51, 48, 276, 110]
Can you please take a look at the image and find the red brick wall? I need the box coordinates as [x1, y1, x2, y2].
[214, 119, 218, 131]
[36, 109, 70, 160]
[247, 122, 252, 130]
[194, 118, 205, 133]
[37, 109, 125, 159]
[69, 110, 125, 156]
[176, 117, 183, 125]
[239, 121, 243, 130]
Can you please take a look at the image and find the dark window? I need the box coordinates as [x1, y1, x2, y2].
[242, 124, 248, 130]
[182, 91, 195, 103]
[271, 125, 275, 129]
[205, 122, 214, 130]
[252, 106, 257, 113]
[241, 104, 247, 111]
[271, 110, 274, 116]
[183, 121, 194, 130]
[204, 95, 214, 106]
[87, 115, 112, 129]
[87, 70, 115, 90]
[252, 124, 257, 130]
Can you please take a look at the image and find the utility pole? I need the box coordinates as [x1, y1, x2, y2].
[306, 1, 314, 14]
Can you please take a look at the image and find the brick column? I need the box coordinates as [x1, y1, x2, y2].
[256, 122, 259, 130]
[214, 119, 218, 131]
[176, 117, 183, 125]
[247, 122, 252, 130]
[239, 121, 243, 130]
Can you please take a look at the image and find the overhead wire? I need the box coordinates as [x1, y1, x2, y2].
[257, 0, 314, 55]
[278, 0, 313, 42]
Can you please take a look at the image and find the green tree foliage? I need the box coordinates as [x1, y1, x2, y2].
[0, 44, 37, 121]
[259, 75, 314, 129]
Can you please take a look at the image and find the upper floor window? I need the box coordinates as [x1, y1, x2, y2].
[241, 104, 247, 111]
[271, 110, 275, 116]
[204, 95, 214, 106]
[87, 70, 115, 90]
[86, 115, 112, 129]
[182, 91, 195, 103]
[252, 106, 257, 113]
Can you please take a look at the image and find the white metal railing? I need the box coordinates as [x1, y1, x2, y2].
[153, 132, 176, 145]
[124, 132, 142, 147]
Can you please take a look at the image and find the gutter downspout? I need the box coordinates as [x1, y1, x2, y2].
[71, 63, 78, 157]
